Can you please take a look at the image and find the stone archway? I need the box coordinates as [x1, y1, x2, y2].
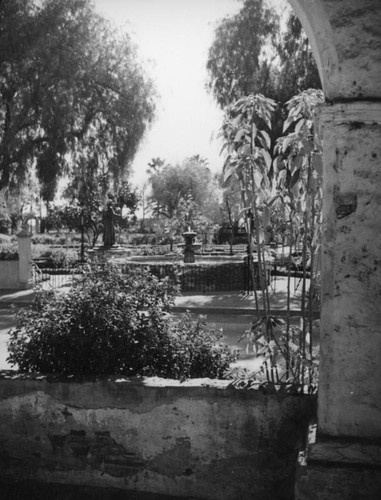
[287, 1, 381, 498]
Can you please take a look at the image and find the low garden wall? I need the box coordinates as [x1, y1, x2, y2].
[0, 375, 316, 500]
[0, 260, 19, 288]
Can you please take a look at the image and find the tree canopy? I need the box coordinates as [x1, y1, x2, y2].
[0, 0, 156, 201]
[206, 0, 321, 109]
[207, 0, 278, 109]
[275, 13, 321, 104]
[145, 155, 222, 240]
[147, 155, 219, 221]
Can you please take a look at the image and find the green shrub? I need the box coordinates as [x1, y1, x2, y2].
[167, 312, 235, 379]
[131, 245, 165, 256]
[69, 234, 82, 243]
[7, 263, 236, 378]
[32, 234, 58, 245]
[32, 233, 81, 246]
[32, 245, 78, 267]
[128, 233, 157, 245]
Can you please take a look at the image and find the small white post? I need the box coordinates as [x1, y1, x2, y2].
[17, 228, 33, 289]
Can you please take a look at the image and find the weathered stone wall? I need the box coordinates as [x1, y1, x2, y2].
[0, 376, 316, 500]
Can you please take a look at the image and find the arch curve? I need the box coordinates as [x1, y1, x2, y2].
[288, 0, 381, 101]
[288, 0, 338, 99]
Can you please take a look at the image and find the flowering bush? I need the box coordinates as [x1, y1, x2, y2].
[0, 234, 19, 260]
[32, 245, 78, 267]
[0, 241, 18, 260]
[7, 263, 235, 378]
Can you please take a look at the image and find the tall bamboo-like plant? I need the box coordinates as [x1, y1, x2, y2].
[219, 94, 276, 331]
[274, 89, 324, 384]
[222, 90, 323, 393]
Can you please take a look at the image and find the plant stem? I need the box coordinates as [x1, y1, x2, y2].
[308, 165, 318, 387]
[309, 193, 316, 358]
[242, 187, 259, 312]
[250, 165, 268, 317]
[286, 216, 293, 380]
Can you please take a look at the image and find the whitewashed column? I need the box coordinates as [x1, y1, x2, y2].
[318, 102, 381, 438]
[296, 102, 381, 499]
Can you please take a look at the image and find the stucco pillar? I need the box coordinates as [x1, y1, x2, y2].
[296, 101, 381, 499]
[17, 229, 33, 289]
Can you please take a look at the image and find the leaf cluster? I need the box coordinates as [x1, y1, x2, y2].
[274, 89, 324, 227]
[221, 93, 276, 218]
[232, 316, 319, 393]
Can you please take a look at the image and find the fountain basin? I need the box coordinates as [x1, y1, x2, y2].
[125, 254, 244, 265]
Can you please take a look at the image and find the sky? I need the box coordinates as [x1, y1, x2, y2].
[93, 0, 243, 187]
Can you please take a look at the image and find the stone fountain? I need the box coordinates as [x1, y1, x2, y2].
[180, 228, 201, 263]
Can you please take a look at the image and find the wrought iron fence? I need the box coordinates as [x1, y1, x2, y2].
[32, 262, 80, 289]
[121, 262, 246, 292]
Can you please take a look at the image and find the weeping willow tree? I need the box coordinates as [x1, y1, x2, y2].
[0, 0, 156, 202]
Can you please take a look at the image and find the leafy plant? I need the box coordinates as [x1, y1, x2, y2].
[157, 312, 235, 380]
[7, 263, 236, 378]
[229, 318, 319, 393]
[221, 93, 276, 317]
[274, 89, 324, 376]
